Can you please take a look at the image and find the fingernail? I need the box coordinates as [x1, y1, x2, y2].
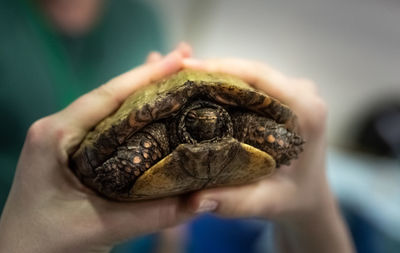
[195, 199, 218, 213]
[183, 58, 202, 67]
[176, 42, 193, 58]
[176, 41, 189, 49]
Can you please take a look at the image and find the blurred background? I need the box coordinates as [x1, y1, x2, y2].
[0, 0, 399, 252]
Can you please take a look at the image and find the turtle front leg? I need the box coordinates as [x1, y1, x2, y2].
[93, 123, 170, 198]
[232, 112, 304, 167]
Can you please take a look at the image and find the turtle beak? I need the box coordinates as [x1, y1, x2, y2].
[174, 138, 240, 180]
[175, 137, 241, 179]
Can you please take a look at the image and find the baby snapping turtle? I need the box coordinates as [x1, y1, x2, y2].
[71, 70, 303, 201]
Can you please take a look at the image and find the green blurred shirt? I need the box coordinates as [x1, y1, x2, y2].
[0, 0, 165, 211]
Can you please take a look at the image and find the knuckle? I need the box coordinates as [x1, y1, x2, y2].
[26, 116, 71, 157]
[296, 78, 318, 93]
[93, 84, 112, 99]
[26, 117, 53, 147]
[94, 84, 122, 107]
[253, 61, 276, 80]
[310, 97, 328, 123]
[314, 97, 328, 117]
[300, 96, 328, 134]
[253, 60, 267, 72]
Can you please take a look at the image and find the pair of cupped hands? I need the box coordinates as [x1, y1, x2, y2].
[0, 43, 353, 253]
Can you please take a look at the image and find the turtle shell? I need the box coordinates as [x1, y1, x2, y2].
[71, 70, 303, 201]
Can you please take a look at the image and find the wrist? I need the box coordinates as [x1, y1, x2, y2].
[274, 188, 355, 253]
[292, 180, 337, 223]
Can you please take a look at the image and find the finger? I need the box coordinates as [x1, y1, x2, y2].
[145, 42, 193, 64]
[188, 184, 264, 218]
[183, 58, 327, 136]
[63, 41, 192, 130]
[183, 58, 293, 102]
[175, 41, 193, 58]
[146, 51, 163, 63]
[59, 51, 184, 133]
[92, 197, 193, 242]
[187, 179, 291, 219]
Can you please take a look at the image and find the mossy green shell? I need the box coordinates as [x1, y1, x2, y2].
[71, 70, 297, 200]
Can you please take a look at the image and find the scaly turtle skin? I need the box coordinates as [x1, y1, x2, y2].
[71, 70, 304, 201]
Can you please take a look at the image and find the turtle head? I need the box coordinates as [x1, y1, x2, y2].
[178, 101, 233, 143]
[185, 107, 222, 141]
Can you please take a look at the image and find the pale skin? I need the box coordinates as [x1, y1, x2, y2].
[0, 43, 355, 253]
[183, 58, 355, 253]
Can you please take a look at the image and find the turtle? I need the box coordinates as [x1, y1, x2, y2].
[70, 70, 304, 201]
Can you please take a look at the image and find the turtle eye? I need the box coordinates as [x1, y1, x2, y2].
[186, 111, 197, 122]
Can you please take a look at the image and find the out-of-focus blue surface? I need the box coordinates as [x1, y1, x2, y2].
[113, 215, 270, 253]
[112, 235, 158, 253]
[327, 148, 400, 241]
[186, 214, 267, 253]
[328, 148, 400, 252]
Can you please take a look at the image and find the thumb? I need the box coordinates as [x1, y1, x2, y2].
[187, 182, 278, 218]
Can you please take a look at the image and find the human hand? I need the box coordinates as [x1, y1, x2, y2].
[0, 43, 195, 253]
[183, 58, 354, 252]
